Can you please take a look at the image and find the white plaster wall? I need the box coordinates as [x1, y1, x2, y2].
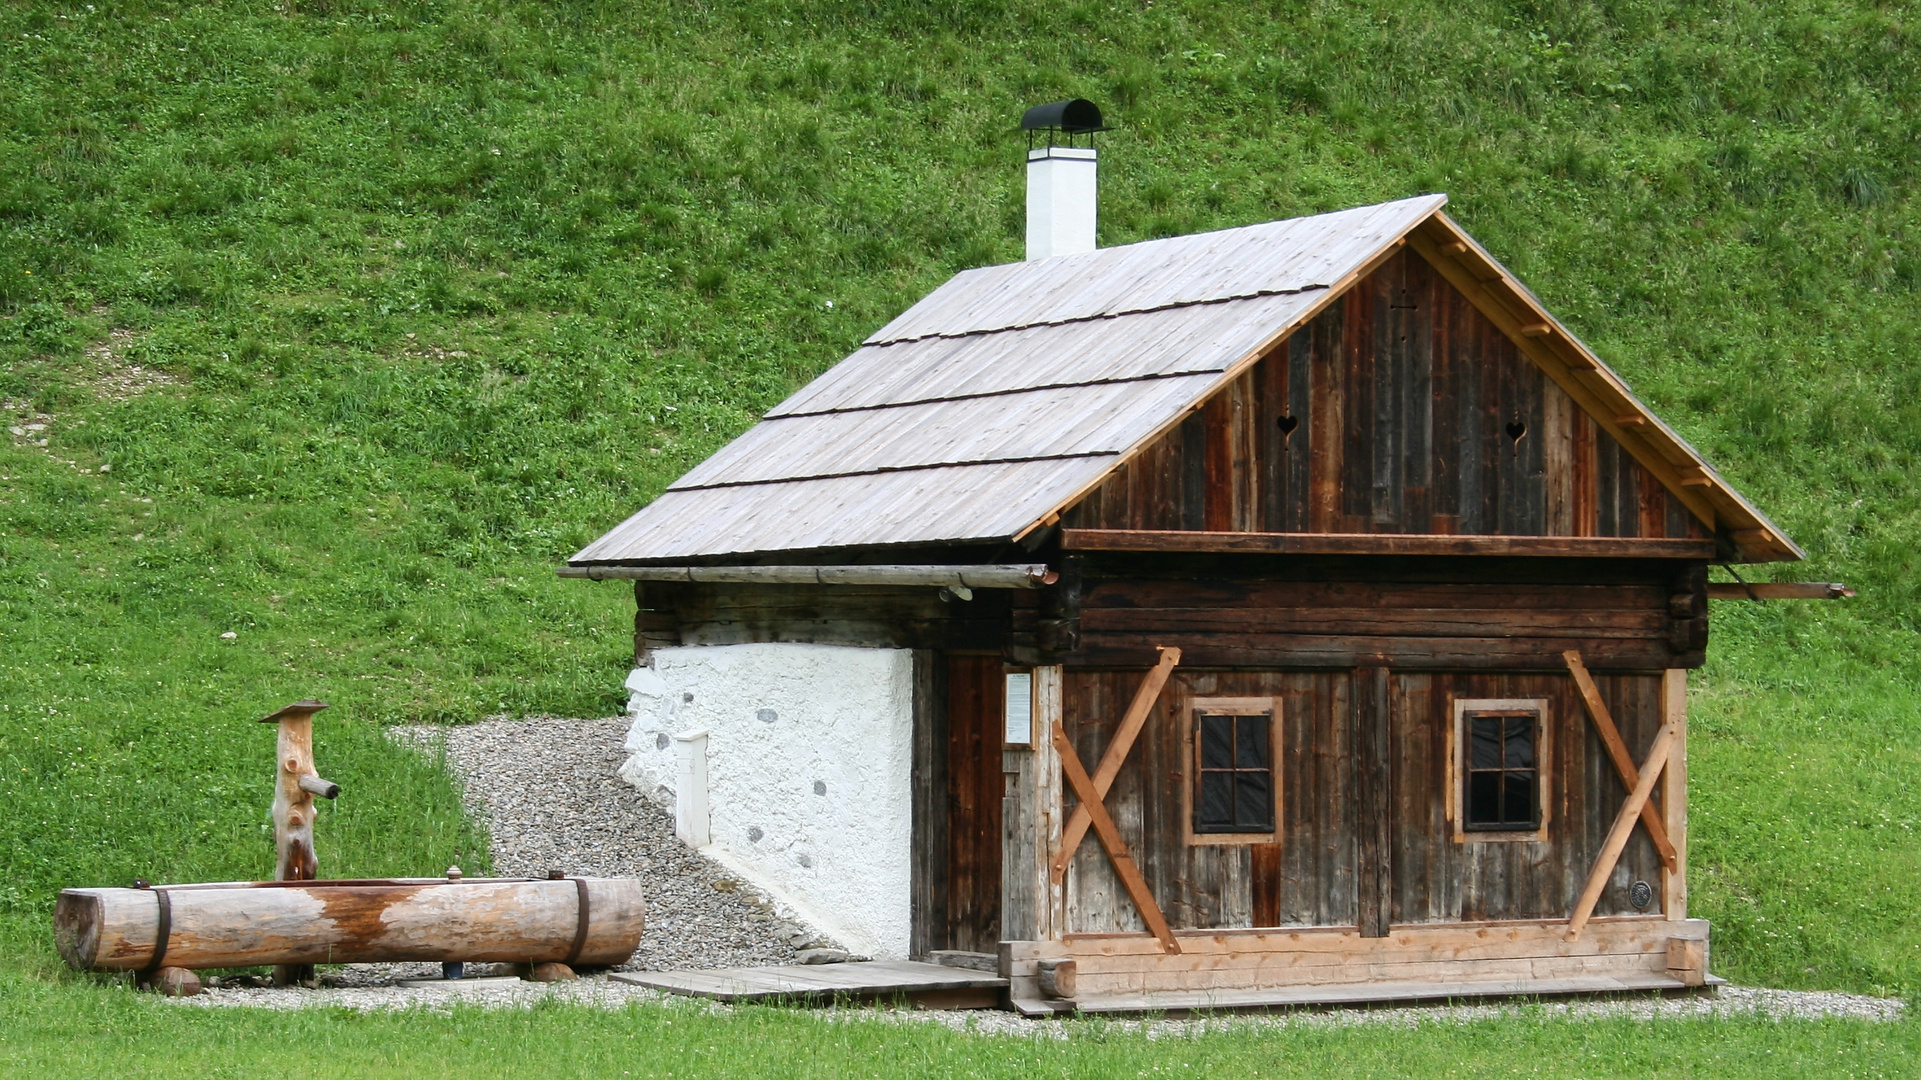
[618, 642, 914, 960]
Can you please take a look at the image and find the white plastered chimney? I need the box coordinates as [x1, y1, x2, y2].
[1026, 146, 1097, 260]
[1022, 99, 1105, 261]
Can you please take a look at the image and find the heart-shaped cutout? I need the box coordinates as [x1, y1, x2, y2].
[1504, 419, 1528, 443]
[1276, 414, 1300, 437]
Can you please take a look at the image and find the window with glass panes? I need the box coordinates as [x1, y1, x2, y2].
[1193, 710, 1275, 834]
[1463, 709, 1541, 831]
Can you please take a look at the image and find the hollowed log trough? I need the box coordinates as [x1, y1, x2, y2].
[55, 877, 646, 976]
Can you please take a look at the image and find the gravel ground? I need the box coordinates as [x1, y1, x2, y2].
[171, 717, 1906, 1027]
[390, 715, 831, 971]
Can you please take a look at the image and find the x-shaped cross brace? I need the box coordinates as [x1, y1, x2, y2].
[1049, 646, 1182, 953]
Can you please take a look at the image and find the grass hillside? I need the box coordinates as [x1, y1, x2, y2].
[2, 0, 1919, 1068]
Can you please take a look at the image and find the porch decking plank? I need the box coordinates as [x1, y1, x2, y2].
[1060, 972, 1722, 1015]
[610, 961, 1007, 1004]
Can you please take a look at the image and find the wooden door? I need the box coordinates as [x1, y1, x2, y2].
[911, 653, 1003, 956]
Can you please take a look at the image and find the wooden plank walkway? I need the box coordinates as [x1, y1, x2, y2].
[611, 960, 1007, 1009]
[1014, 972, 1724, 1017]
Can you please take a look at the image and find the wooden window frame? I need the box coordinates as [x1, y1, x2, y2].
[1449, 698, 1551, 844]
[1181, 696, 1283, 846]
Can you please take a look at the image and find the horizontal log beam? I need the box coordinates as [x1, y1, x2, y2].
[1062, 530, 1717, 559]
[1066, 634, 1695, 672]
[56, 878, 645, 971]
[559, 563, 1056, 588]
[1706, 582, 1854, 600]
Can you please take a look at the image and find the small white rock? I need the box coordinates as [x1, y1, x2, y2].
[220, 631, 237, 640]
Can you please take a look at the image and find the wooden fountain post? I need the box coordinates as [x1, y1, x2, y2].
[259, 699, 339, 985]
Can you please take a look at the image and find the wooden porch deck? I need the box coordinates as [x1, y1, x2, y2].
[609, 960, 1007, 1009]
[1013, 971, 1723, 1017]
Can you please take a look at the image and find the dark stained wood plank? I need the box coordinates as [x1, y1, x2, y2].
[1083, 577, 1673, 613]
[1079, 606, 1669, 638]
[1573, 410, 1598, 537]
[1370, 252, 1405, 529]
[1355, 666, 1392, 937]
[1637, 460, 1668, 540]
[1202, 394, 1233, 532]
[941, 654, 1003, 954]
[1342, 284, 1375, 525]
[1309, 293, 1346, 533]
[1401, 248, 1436, 532]
[910, 650, 947, 959]
[1428, 253, 1462, 535]
[1065, 634, 1691, 673]
[1285, 332, 1314, 531]
[1251, 842, 1282, 928]
[1061, 530, 1718, 559]
[1180, 411, 1207, 531]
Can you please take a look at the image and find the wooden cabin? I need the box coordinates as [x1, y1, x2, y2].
[566, 193, 1802, 1012]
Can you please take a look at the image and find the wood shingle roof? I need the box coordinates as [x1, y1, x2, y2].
[573, 195, 1798, 566]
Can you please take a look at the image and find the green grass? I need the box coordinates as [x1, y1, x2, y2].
[3, 0, 1921, 1071]
[1, 968, 1918, 1080]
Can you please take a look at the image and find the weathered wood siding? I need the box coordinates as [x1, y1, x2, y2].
[1060, 666, 1670, 932]
[1060, 248, 1710, 541]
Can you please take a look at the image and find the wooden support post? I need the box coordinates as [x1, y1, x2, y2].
[1567, 721, 1679, 940]
[1002, 667, 1062, 943]
[1355, 667, 1392, 939]
[258, 699, 336, 985]
[1661, 669, 1689, 920]
[1049, 647, 1181, 885]
[1052, 722, 1179, 954]
[1562, 651, 1678, 871]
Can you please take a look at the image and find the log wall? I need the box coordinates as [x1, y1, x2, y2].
[1059, 666, 1670, 933]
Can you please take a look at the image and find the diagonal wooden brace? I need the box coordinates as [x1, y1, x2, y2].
[1563, 651, 1678, 872]
[1566, 720, 1678, 940]
[1052, 721, 1181, 954]
[1050, 646, 1181, 885]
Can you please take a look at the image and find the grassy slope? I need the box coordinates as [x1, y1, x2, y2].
[1, 0, 1919, 1065]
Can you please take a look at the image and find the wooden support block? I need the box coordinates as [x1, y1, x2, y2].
[1520, 322, 1553, 338]
[1038, 958, 1077, 999]
[1678, 468, 1713, 488]
[1442, 240, 1469, 255]
[1666, 938, 1706, 986]
[1612, 414, 1647, 428]
[527, 962, 577, 982]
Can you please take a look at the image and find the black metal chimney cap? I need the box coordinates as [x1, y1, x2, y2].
[1020, 99, 1106, 134]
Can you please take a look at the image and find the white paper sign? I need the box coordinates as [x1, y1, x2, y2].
[1004, 671, 1033, 746]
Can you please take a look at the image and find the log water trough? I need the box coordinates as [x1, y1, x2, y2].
[53, 700, 646, 995]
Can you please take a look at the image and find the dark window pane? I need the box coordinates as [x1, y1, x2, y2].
[1236, 715, 1270, 769]
[1198, 773, 1233, 829]
[1505, 716, 1534, 769]
[1235, 772, 1273, 831]
[1200, 715, 1233, 769]
[1470, 716, 1501, 769]
[1468, 772, 1500, 824]
[1504, 771, 1538, 825]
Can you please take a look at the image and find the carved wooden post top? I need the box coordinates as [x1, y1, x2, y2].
[257, 699, 329, 724]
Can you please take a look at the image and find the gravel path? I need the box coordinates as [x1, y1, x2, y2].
[172, 717, 1905, 1027]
